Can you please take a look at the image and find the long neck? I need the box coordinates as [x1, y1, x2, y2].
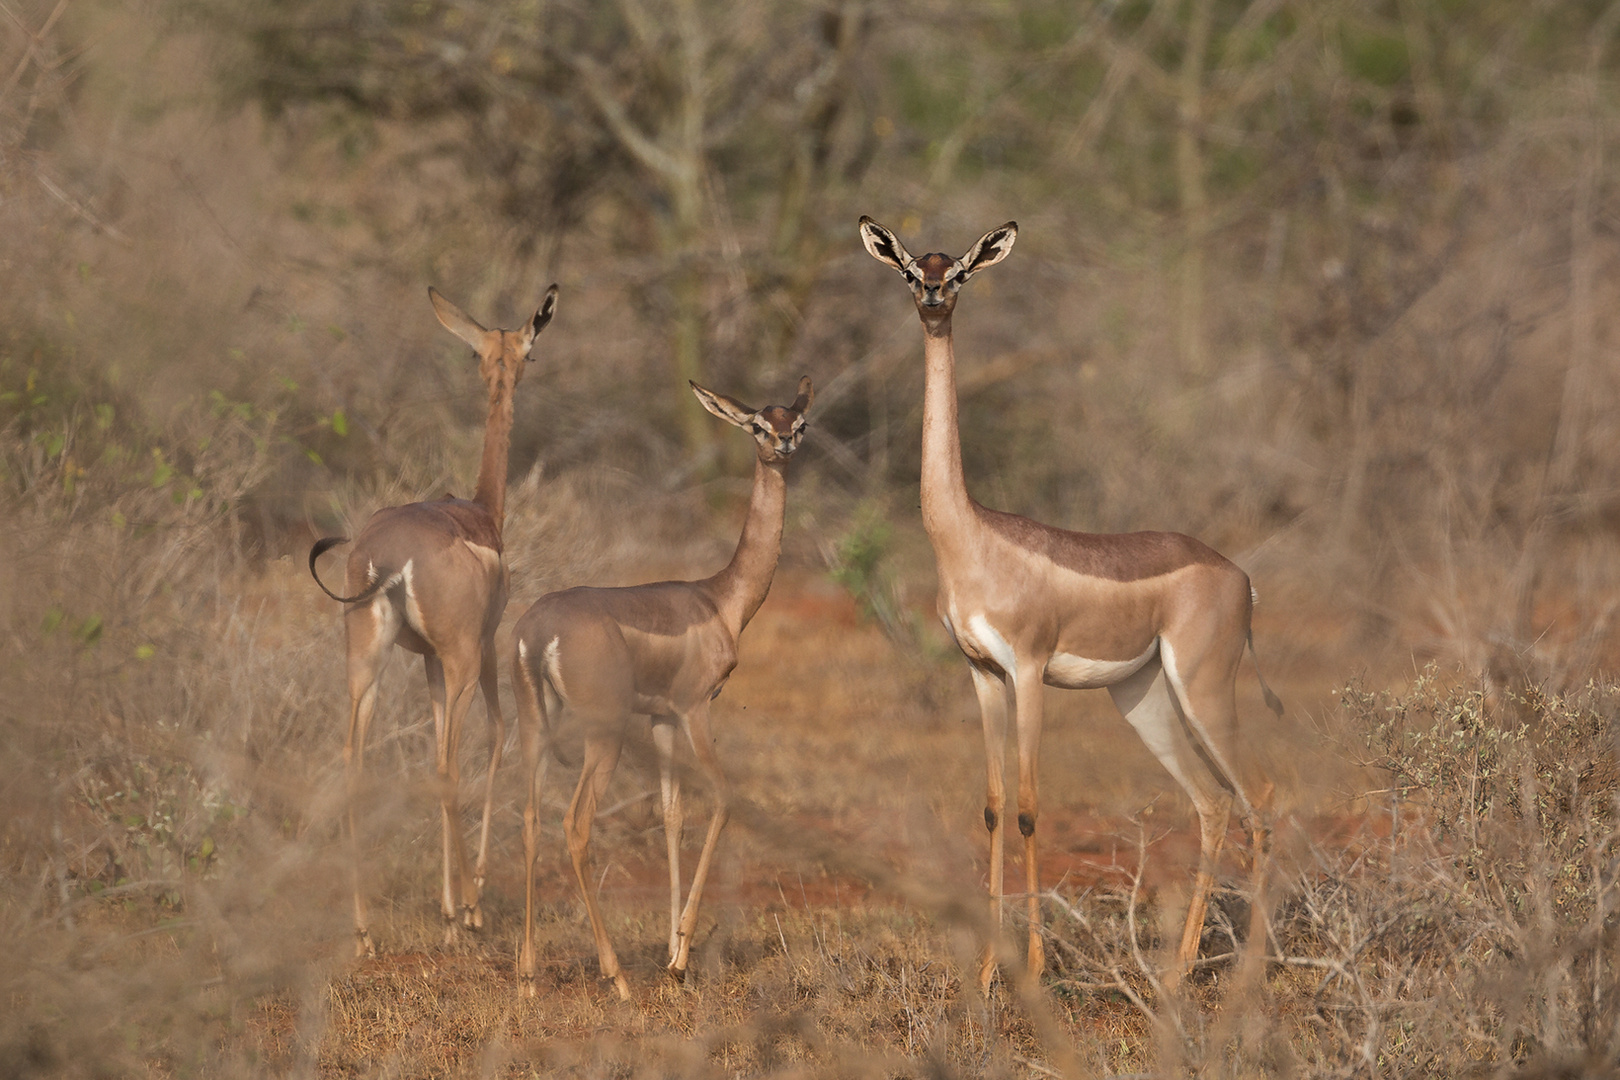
[472, 379, 515, 532]
[920, 316, 975, 543]
[710, 455, 788, 636]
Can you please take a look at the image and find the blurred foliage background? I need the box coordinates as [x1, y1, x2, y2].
[7, 1, 1620, 1073]
[8, 0, 1620, 680]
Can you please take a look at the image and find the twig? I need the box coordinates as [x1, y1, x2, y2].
[36, 172, 131, 244]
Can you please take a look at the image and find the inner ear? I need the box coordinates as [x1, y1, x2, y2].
[689, 381, 758, 429]
[960, 221, 1018, 277]
[859, 216, 914, 271]
[531, 285, 559, 336]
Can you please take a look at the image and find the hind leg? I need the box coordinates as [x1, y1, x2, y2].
[469, 635, 505, 930]
[1162, 635, 1270, 981]
[344, 599, 399, 957]
[564, 714, 632, 1000]
[1109, 656, 1234, 985]
[427, 651, 481, 936]
[513, 644, 551, 992]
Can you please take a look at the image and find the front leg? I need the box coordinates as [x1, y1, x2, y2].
[968, 663, 1010, 991]
[669, 700, 729, 980]
[1012, 661, 1047, 980]
[651, 716, 683, 965]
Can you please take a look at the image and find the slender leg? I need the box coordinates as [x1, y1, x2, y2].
[469, 634, 506, 930]
[345, 680, 382, 957]
[1012, 662, 1047, 980]
[564, 722, 631, 1001]
[344, 601, 396, 958]
[968, 663, 1010, 991]
[431, 652, 481, 936]
[1238, 805, 1271, 985]
[513, 643, 550, 993]
[1177, 794, 1231, 982]
[424, 654, 457, 923]
[669, 701, 728, 979]
[652, 717, 683, 965]
[1111, 654, 1237, 986]
[1166, 643, 1261, 984]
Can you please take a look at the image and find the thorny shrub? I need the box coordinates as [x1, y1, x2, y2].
[1037, 670, 1620, 1078]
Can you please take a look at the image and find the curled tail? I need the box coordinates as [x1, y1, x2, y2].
[1247, 629, 1284, 718]
[308, 536, 393, 606]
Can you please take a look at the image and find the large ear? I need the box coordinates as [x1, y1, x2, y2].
[428, 287, 489, 350]
[690, 381, 757, 429]
[530, 284, 559, 337]
[959, 221, 1017, 278]
[790, 375, 814, 415]
[859, 215, 914, 272]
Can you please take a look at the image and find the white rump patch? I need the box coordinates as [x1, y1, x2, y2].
[1045, 638, 1159, 690]
[542, 637, 565, 697]
[399, 558, 425, 634]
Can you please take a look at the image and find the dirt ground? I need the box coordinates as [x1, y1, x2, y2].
[219, 566, 1384, 1077]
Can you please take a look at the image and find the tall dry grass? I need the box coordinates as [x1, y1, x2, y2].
[8, 1, 1620, 1076]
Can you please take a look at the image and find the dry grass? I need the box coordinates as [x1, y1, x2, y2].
[9, 460, 1618, 1078]
[10, 2, 1620, 1076]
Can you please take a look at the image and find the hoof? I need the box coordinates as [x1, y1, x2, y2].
[519, 977, 537, 1000]
[461, 904, 483, 931]
[609, 973, 632, 1002]
[354, 931, 376, 959]
[666, 963, 688, 984]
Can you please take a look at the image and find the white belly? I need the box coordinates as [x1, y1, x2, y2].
[1044, 638, 1159, 689]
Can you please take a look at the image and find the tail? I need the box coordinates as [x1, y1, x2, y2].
[1246, 628, 1285, 718]
[308, 536, 392, 606]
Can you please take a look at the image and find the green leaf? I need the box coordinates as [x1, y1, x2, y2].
[330, 408, 348, 437]
[134, 644, 155, 661]
[76, 614, 103, 645]
[41, 605, 65, 634]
